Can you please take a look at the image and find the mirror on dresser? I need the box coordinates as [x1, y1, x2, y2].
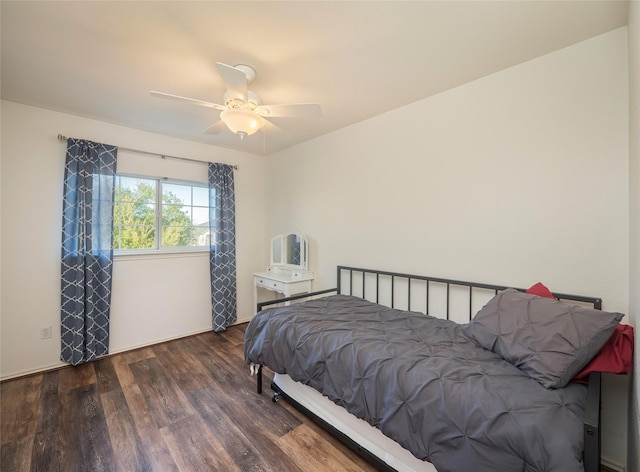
[254, 232, 314, 312]
[270, 233, 308, 270]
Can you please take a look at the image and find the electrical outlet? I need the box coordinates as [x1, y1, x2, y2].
[40, 326, 52, 340]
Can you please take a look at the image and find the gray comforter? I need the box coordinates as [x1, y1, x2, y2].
[244, 295, 588, 472]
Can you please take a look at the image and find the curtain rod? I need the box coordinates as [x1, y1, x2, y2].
[57, 134, 238, 170]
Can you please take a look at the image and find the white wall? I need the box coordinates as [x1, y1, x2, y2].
[627, 1, 640, 471]
[0, 101, 267, 379]
[266, 28, 630, 468]
[0, 21, 633, 471]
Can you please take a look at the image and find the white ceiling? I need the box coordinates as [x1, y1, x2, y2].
[1, 1, 629, 156]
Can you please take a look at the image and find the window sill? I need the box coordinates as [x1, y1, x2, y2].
[114, 249, 209, 262]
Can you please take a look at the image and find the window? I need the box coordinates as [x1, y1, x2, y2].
[113, 175, 210, 253]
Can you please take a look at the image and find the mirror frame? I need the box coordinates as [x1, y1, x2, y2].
[270, 233, 308, 270]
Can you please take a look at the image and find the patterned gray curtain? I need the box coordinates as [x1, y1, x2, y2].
[208, 163, 237, 332]
[60, 138, 117, 365]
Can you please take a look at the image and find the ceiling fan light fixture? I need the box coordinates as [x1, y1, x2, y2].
[220, 109, 265, 137]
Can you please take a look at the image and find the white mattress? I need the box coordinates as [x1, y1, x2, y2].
[272, 373, 438, 472]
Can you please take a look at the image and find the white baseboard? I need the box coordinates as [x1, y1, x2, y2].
[0, 361, 68, 382]
[0, 325, 231, 382]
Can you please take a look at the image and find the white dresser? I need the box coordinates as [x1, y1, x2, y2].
[253, 233, 314, 312]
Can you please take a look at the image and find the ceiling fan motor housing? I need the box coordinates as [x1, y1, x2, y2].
[223, 90, 262, 111]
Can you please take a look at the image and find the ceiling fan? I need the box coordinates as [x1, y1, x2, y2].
[150, 62, 321, 139]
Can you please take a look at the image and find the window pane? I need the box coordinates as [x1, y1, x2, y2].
[113, 226, 123, 250]
[114, 175, 157, 250]
[192, 207, 209, 226]
[115, 202, 155, 225]
[113, 202, 129, 225]
[162, 204, 191, 226]
[192, 227, 210, 246]
[193, 186, 209, 207]
[117, 176, 155, 204]
[162, 183, 191, 206]
[114, 224, 156, 249]
[198, 230, 211, 246]
[162, 226, 192, 247]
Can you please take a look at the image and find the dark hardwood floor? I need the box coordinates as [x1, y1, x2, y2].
[1, 323, 376, 472]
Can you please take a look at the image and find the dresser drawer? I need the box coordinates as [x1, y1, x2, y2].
[256, 277, 285, 292]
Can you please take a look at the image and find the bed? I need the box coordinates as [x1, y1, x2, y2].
[244, 266, 623, 472]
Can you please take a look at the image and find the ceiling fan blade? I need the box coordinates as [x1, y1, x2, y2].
[203, 120, 227, 135]
[150, 91, 226, 111]
[262, 118, 284, 133]
[255, 103, 322, 119]
[216, 62, 248, 103]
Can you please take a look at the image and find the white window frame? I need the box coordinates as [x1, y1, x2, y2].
[113, 173, 210, 256]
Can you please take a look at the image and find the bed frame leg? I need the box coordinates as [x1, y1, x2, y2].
[256, 364, 263, 394]
[583, 372, 601, 472]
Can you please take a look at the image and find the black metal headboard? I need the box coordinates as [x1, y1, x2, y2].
[337, 265, 602, 321]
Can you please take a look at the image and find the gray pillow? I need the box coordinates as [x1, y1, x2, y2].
[462, 288, 623, 388]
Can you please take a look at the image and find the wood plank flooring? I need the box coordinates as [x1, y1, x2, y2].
[1, 324, 376, 472]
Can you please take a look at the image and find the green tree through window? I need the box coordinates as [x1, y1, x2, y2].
[113, 176, 208, 251]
